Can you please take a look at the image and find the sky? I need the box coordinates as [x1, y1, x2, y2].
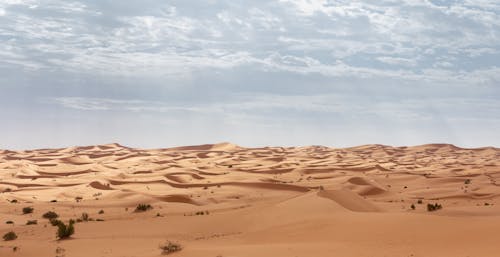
[1, 0, 500, 150]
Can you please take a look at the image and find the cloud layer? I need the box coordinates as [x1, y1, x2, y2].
[0, 0, 499, 149]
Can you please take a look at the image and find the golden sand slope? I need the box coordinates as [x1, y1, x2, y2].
[1, 142, 499, 257]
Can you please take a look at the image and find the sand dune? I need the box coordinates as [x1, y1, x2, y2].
[1, 143, 500, 256]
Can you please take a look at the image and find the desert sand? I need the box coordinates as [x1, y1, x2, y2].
[1, 142, 499, 257]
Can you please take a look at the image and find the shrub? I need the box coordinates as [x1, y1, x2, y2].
[3, 231, 17, 241]
[427, 203, 442, 212]
[50, 219, 63, 226]
[417, 199, 423, 204]
[23, 207, 34, 214]
[410, 204, 415, 210]
[464, 179, 471, 184]
[26, 220, 38, 225]
[135, 204, 153, 212]
[42, 211, 59, 219]
[10, 199, 18, 203]
[56, 220, 75, 239]
[50, 200, 57, 203]
[98, 209, 104, 214]
[81, 212, 89, 222]
[6, 220, 14, 224]
[159, 241, 182, 255]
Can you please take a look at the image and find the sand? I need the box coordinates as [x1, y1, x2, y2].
[1, 142, 499, 257]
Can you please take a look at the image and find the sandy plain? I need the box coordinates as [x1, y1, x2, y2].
[1, 142, 499, 257]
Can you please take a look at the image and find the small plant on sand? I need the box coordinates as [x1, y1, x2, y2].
[26, 220, 38, 225]
[22, 206, 34, 214]
[135, 204, 153, 212]
[56, 220, 75, 240]
[410, 204, 415, 210]
[464, 179, 471, 185]
[159, 241, 182, 255]
[417, 199, 423, 204]
[42, 211, 59, 219]
[81, 212, 89, 222]
[50, 219, 63, 226]
[427, 203, 442, 212]
[3, 231, 17, 241]
[98, 209, 104, 214]
[6, 220, 14, 224]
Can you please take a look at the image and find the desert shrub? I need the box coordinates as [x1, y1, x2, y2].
[135, 204, 153, 212]
[98, 209, 104, 214]
[417, 199, 423, 204]
[50, 219, 62, 226]
[96, 218, 104, 222]
[6, 220, 14, 224]
[42, 211, 59, 219]
[56, 220, 75, 239]
[81, 212, 89, 222]
[410, 204, 415, 210]
[23, 207, 34, 214]
[50, 200, 57, 203]
[159, 241, 182, 255]
[10, 199, 18, 203]
[26, 220, 38, 225]
[464, 179, 471, 184]
[3, 231, 17, 241]
[427, 203, 442, 212]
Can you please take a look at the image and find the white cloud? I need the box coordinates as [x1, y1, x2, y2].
[377, 56, 418, 67]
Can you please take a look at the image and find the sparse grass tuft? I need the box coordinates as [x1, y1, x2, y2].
[159, 241, 182, 255]
[135, 204, 153, 212]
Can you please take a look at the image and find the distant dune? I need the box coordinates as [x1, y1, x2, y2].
[1, 143, 499, 257]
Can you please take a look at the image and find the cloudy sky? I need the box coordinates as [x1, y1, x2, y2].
[1, 0, 499, 149]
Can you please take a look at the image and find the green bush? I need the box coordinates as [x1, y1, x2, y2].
[23, 206, 34, 214]
[3, 231, 17, 241]
[56, 220, 75, 240]
[159, 241, 182, 255]
[50, 219, 63, 226]
[135, 204, 153, 212]
[42, 211, 59, 219]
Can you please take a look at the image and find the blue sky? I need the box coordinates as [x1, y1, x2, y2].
[1, 0, 499, 149]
